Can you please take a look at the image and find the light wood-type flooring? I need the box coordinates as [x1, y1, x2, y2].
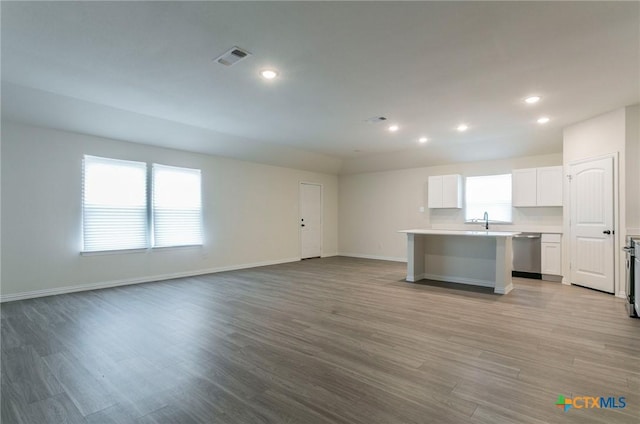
[2, 257, 639, 423]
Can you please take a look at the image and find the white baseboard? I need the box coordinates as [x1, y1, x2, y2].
[495, 283, 514, 295]
[542, 274, 563, 283]
[0, 257, 300, 303]
[338, 252, 407, 263]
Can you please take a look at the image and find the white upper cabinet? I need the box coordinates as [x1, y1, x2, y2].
[536, 166, 563, 206]
[428, 174, 462, 208]
[512, 168, 537, 207]
[428, 176, 444, 208]
[512, 166, 562, 207]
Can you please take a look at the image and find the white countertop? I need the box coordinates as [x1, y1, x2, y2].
[399, 229, 521, 237]
[429, 224, 562, 234]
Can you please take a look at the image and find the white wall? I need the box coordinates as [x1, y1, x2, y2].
[625, 105, 640, 233]
[562, 106, 632, 296]
[338, 153, 563, 261]
[0, 122, 338, 299]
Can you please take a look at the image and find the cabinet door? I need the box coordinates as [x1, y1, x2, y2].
[442, 175, 462, 208]
[541, 242, 562, 275]
[512, 168, 537, 207]
[427, 176, 443, 208]
[536, 166, 563, 206]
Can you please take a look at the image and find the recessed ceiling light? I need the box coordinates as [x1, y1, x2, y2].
[537, 116, 550, 124]
[525, 96, 541, 104]
[418, 137, 428, 143]
[260, 69, 278, 80]
[388, 125, 399, 132]
[457, 124, 468, 132]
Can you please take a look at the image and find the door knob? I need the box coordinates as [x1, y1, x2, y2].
[603, 230, 611, 234]
[301, 224, 305, 227]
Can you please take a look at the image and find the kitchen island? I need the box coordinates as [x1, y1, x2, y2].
[398, 229, 520, 294]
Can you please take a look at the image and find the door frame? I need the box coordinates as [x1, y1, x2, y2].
[566, 152, 620, 295]
[299, 181, 323, 260]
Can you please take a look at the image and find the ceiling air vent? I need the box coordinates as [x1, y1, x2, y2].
[214, 46, 252, 66]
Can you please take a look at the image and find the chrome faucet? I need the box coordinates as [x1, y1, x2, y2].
[483, 211, 489, 230]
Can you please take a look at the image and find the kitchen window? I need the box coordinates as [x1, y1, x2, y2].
[82, 155, 203, 252]
[464, 174, 512, 223]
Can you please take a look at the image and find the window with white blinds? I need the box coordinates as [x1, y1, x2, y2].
[82, 156, 148, 252]
[465, 174, 513, 223]
[152, 164, 203, 247]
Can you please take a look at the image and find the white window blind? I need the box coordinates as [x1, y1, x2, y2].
[465, 174, 513, 223]
[152, 164, 203, 247]
[82, 156, 148, 252]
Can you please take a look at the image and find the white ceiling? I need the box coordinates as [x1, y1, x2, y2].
[2, 1, 638, 174]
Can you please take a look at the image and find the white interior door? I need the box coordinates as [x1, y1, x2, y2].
[300, 183, 322, 259]
[570, 156, 614, 293]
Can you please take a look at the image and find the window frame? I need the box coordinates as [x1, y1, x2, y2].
[81, 155, 204, 254]
[151, 163, 204, 248]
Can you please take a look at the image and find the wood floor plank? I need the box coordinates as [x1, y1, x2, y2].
[1, 372, 30, 424]
[136, 404, 200, 424]
[1, 345, 65, 404]
[2, 257, 639, 423]
[85, 404, 141, 424]
[42, 352, 117, 416]
[249, 388, 343, 424]
[21, 392, 87, 424]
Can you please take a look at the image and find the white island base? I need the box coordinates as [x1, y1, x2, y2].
[399, 229, 520, 295]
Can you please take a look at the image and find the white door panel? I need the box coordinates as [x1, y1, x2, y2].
[570, 157, 614, 293]
[575, 237, 606, 275]
[300, 183, 322, 259]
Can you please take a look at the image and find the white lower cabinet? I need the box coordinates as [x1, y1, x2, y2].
[541, 234, 562, 281]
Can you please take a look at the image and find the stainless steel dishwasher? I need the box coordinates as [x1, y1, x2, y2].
[512, 233, 542, 279]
